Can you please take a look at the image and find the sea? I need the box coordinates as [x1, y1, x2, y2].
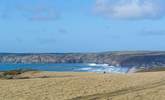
[0, 63, 130, 73]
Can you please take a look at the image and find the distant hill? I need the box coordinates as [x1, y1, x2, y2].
[1, 51, 165, 69]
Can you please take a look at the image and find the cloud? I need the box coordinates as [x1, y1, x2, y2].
[58, 28, 68, 35]
[0, 0, 60, 21]
[15, 37, 23, 43]
[18, 5, 60, 21]
[94, 0, 165, 20]
[37, 37, 57, 44]
[139, 29, 165, 36]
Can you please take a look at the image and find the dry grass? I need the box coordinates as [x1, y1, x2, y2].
[0, 71, 165, 100]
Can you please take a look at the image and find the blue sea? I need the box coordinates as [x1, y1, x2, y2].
[0, 63, 130, 73]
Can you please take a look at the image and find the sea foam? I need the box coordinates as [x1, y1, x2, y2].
[76, 63, 129, 73]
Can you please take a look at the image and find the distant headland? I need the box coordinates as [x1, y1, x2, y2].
[1, 51, 165, 69]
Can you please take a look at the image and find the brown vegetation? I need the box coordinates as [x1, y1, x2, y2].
[0, 71, 165, 100]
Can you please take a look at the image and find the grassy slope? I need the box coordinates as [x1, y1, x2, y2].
[0, 72, 165, 100]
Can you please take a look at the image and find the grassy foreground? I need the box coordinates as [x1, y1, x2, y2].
[1, 71, 165, 100]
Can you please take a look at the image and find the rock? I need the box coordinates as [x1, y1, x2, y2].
[0, 51, 165, 68]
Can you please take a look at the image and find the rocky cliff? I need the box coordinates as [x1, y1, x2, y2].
[1, 51, 165, 68]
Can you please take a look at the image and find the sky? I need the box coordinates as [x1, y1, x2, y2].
[0, 0, 165, 53]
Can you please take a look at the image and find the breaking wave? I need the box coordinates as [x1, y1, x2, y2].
[76, 63, 130, 73]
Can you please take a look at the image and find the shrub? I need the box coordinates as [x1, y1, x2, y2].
[0, 69, 36, 79]
[3, 70, 21, 76]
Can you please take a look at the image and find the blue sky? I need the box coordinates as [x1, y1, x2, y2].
[0, 0, 165, 53]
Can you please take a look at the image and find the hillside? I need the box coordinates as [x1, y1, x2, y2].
[1, 51, 165, 69]
[0, 71, 165, 100]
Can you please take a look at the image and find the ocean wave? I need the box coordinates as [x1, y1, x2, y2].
[76, 64, 129, 73]
[78, 67, 93, 71]
[87, 63, 109, 67]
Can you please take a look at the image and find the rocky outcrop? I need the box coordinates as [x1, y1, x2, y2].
[1, 51, 165, 68]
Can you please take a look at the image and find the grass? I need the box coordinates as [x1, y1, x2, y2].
[136, 67, 165, 72]
[0, 69, 36, 79]
[0, 71, 165, 100]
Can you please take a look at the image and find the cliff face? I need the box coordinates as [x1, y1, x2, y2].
[1, 51, 165, 68]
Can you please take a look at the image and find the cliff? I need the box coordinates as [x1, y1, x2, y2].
[0, 51, 165, 68]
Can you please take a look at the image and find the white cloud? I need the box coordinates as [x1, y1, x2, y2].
[94, 0, 165, 20]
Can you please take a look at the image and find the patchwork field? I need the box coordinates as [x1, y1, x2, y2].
[1, 71, 165, 100]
